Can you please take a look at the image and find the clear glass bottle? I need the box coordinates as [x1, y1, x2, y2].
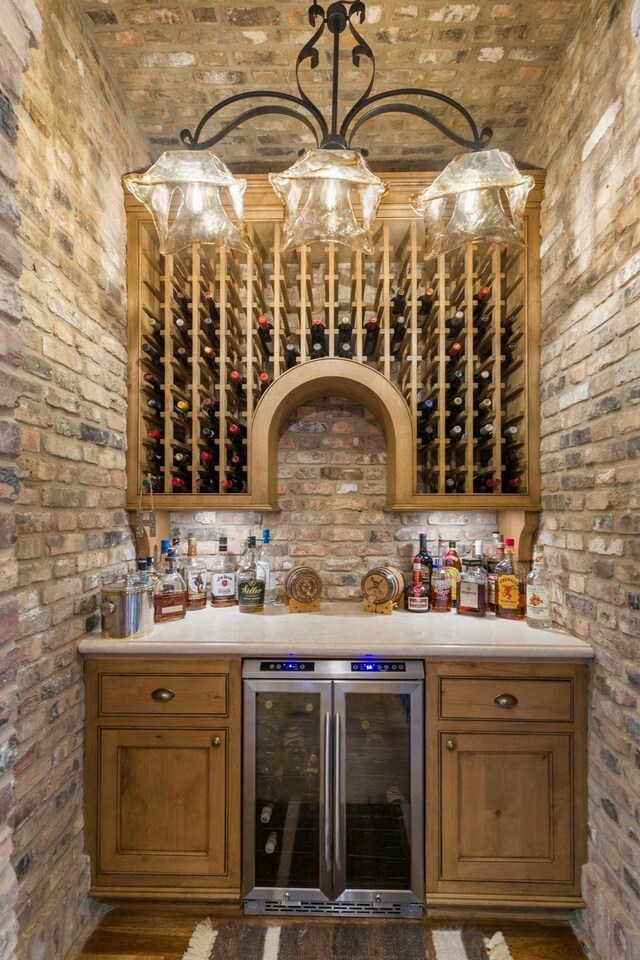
[257, 529, 276, 605]
[153, 547, 187, 623]
[404, 556, 430, 613]
[487, 542, 504, 613]
[210, 535, 237, 607]
[526, 546, 553, 630]
[457, 560, 488, 617]
[238, 535, 265, 613]
[443, 540, 462, 608]
[430, 559, 452, 612]
[182, 537, 208, 610]
[495, 537, 525, 620]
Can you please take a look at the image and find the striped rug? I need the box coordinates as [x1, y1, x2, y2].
[182, 920, 515, 960]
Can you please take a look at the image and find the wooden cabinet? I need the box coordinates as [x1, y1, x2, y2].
[426, 661, 588, 908]
[84, 658, 241, 899]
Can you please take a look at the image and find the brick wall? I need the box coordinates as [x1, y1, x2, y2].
[0, 5, 42, 960]
[12, 2, 147, 958]
[170, 399, 499, 588]
[512, 1, 640, 956]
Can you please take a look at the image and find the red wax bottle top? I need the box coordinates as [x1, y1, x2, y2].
[312, 315, 323, 325]
[259, 373, 270, 384]
[204, 345, 215, 357]
[229, 423, 242, 436]
[201, 451, 215, 462]
[258, 315, 270, 327]
[485, 478, 501, 488]
[230, 370, 242, 383]
[148, 430, 163, 441]
[202, 397, 215, 408]
[478, 285, 492, 299]
[172, 477, 186, 489]
[424, 286, 435, 296]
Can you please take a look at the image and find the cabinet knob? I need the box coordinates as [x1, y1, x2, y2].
[151, 688, 175, 702]
[494, 693, 519, 709]
[212, 737, 222, 748]
[446, 739, 456, 752]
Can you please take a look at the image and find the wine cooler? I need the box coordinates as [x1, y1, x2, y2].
[242, 659, 424, 917]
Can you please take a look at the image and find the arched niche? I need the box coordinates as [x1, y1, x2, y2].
[248, 359, 415, 509]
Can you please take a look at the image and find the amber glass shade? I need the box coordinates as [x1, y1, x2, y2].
[269, 149, 387, 254]
[411, 149, 534, 260]
[123, 150, 251, 256]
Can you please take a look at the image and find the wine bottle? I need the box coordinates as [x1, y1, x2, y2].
[147, 397, 162, 413]
[174, 451, 191, 465]
[310, 340, 326, 359]
[310, 316, 325, 346]
[146, 451, 163, 464]
[141, 341, 162, 365]
[418, 397, 436, 416]
[476, 423, 494, 438]
[503, 425, 518, 439]
[173, 316, 191, 341]
[390, 315, 407, 356]
[338, 342, 353, 359]
[200, 450, 217, 464]
[257, 315, 273, 350]
[260, 803, 274, 825]
[174, 290, 192, 322]
[363, 315, 380, 358]
[447, 310, 465, 332]
[503, 476, 524, 490]
[203, 291, 219, 324]
[473, 285, 492, 321]
[449, 424, 464, 442]
[418, 424, 436, 444]
[201, 396, 216, 411]
[418, 286, 435, 318]
[223, 475, 247, 493]
[171, 476, 188, 491]
[391, 288, 406, 316]
[201, 426, 217, 440]
[229, 421, 247, 441]
[196, 478, 218, 493]
[447, 369, 464, 390]
[448, 340, 463, 360]
[337, 317, 353, 344]
[478, 397, 492, 412]
[264, 831, 278, 855]
[148, 428, 163, 442]
[143, 371, 163, 391]
[284, 339, 299, 369]
[229, 369, 245, 397]
[473, 475, 500, 492]
[174, 399, 190, 417]
[258, 372, 271, 393]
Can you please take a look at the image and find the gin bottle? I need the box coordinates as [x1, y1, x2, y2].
[526, 546, 553, 630]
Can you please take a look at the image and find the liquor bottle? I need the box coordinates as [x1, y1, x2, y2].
[418, 286, 435, 318]
[443, 541, 462, 608]
[457, 560, 488, 617]
[430, 559, 452, 612]
[495, 537, 525, 620]
[257, 315, 273, 351]
[257, 529, 276, 605]
[363, 315, 380, 358]
[182, 537, 208, 610]
[391, 288, 406, 316]
[284, 338, 299, 369]
[210, 535, 237, 607]
[153, 548, 187, 623]
[526, 546, 552, 629]
[390, 315, 407, 356]
[237, 535, 265, 613]
[473, 285, 492, 321]
[417, 532, 433, 585]
[404, 555, 430, 612]
[487, 539, 504, 613]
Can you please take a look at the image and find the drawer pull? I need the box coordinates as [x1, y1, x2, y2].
[494, 693, 519, 709]
[446, 739, 456, 752]
[151, 688, 175, 703]
[212, 737, 222, 748]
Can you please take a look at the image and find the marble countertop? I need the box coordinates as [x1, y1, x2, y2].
[80, 602, 594, 660]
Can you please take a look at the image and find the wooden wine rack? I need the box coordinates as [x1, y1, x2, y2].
[126, 172, 544, 514]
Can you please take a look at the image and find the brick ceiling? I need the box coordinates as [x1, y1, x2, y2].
[78, 1, 585, 171]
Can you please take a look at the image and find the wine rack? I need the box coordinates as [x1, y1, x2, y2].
[126, 172, 543, 512]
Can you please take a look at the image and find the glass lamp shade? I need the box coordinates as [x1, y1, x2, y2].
[269, 149, 387, 254]
[411, 149, 534, 260]
[122, 150, 251, 256]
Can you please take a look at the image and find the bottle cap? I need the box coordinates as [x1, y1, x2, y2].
[219, 535, 227, 550]
[432, 559, 440, 569]
[504, 537, 515, 546]
[262, 529, 270, 543]
[247, 535, 256, 547]
[448, 540, 456, 547]
[137, 558, 147, 570]
[167, 548, 176, 559]
[146, 557, 154, 568]
[160, 539, 170, 554]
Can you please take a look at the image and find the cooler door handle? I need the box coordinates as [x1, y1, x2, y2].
[323, 711, 332, 873]
[334, 711, 342, 873]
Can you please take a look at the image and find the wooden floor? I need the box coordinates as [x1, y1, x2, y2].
[75, 905, 587, 960]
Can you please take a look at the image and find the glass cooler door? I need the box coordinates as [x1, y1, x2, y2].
[243, 680, 333, 901]
[332, 681, 424, 903]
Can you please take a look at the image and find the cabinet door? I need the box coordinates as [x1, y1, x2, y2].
[99, 728, 228, 876]
[440, 732, 572, 884]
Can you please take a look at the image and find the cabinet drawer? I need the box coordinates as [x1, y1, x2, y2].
[99, 673, 228, 717]
[439, 677, 573, 722]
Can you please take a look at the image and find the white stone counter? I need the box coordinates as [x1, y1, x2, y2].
[79, 601, 594, 660]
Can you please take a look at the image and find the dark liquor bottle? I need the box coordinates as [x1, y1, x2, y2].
[473, 285, 492, 322]
[443, 540, 462, 608]
[174, 290, 192, 323]
[390, 315, 407, 356]
[257, 315, 273, 351]
[363, 315, 380, 358]
[417, 532, 433, 585]
[391, 288, 406, 316]
[418, 286, 435, 318]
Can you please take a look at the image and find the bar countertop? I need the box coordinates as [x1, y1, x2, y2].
[79, 602, 594, 660]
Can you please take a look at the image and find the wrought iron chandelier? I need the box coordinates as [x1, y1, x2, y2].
[124, 1, 533, 257]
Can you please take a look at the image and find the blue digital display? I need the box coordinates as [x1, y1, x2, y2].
[351, 661, 406, 673]
[260, 661, 315, 672]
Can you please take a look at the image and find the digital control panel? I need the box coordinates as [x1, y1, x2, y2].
[351, 661, 407, 673]
[260, 661, 315, 672]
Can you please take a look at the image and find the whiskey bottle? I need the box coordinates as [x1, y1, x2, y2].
[153, 548, 187, 623]
[430, 560, 452, 612]
[457, 560, 488, 617]
[495, 537, 525, 620]
[443, 540, 462, 607]
[526, 546, 552, 629]
[182, 537, 208, 610]
[210, 535, 237, 607]
[404, 556, 430, 612]
[417, 532, 433, 585]
[237, 535, 265, 613]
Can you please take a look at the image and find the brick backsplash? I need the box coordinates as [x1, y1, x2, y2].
[510, 1, 640, 956]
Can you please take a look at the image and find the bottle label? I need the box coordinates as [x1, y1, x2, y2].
[445, 566, 459, 601]
[459, 580, 479, 608]
[256, 559, 270, 584]
[407, 595, 429, 612]
[154, 592, 186, 618]
[187, 570, 207, 600]
[497, 574, 521, 609]
[527, 584, 551, 619]
[488, 574, 497, 607]
[212, 572, 236, 598]
[430, 581, 451, 609]
[238, 578, 265, 608]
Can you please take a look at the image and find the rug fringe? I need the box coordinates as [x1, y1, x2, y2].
[182, 917, 217, 960]
[484, 931, 515, 960]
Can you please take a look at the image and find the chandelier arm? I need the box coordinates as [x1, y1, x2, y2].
[342, 88, 493, 149]
[335, 3, 375, 135]
[181, 91, 326, 148]
[295, 16, 331, 138]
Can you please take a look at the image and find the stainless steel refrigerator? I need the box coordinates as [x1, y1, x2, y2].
[242, 658, 424, 917]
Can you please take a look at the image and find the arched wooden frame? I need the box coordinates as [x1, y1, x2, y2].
[249, 359, 415, 509]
